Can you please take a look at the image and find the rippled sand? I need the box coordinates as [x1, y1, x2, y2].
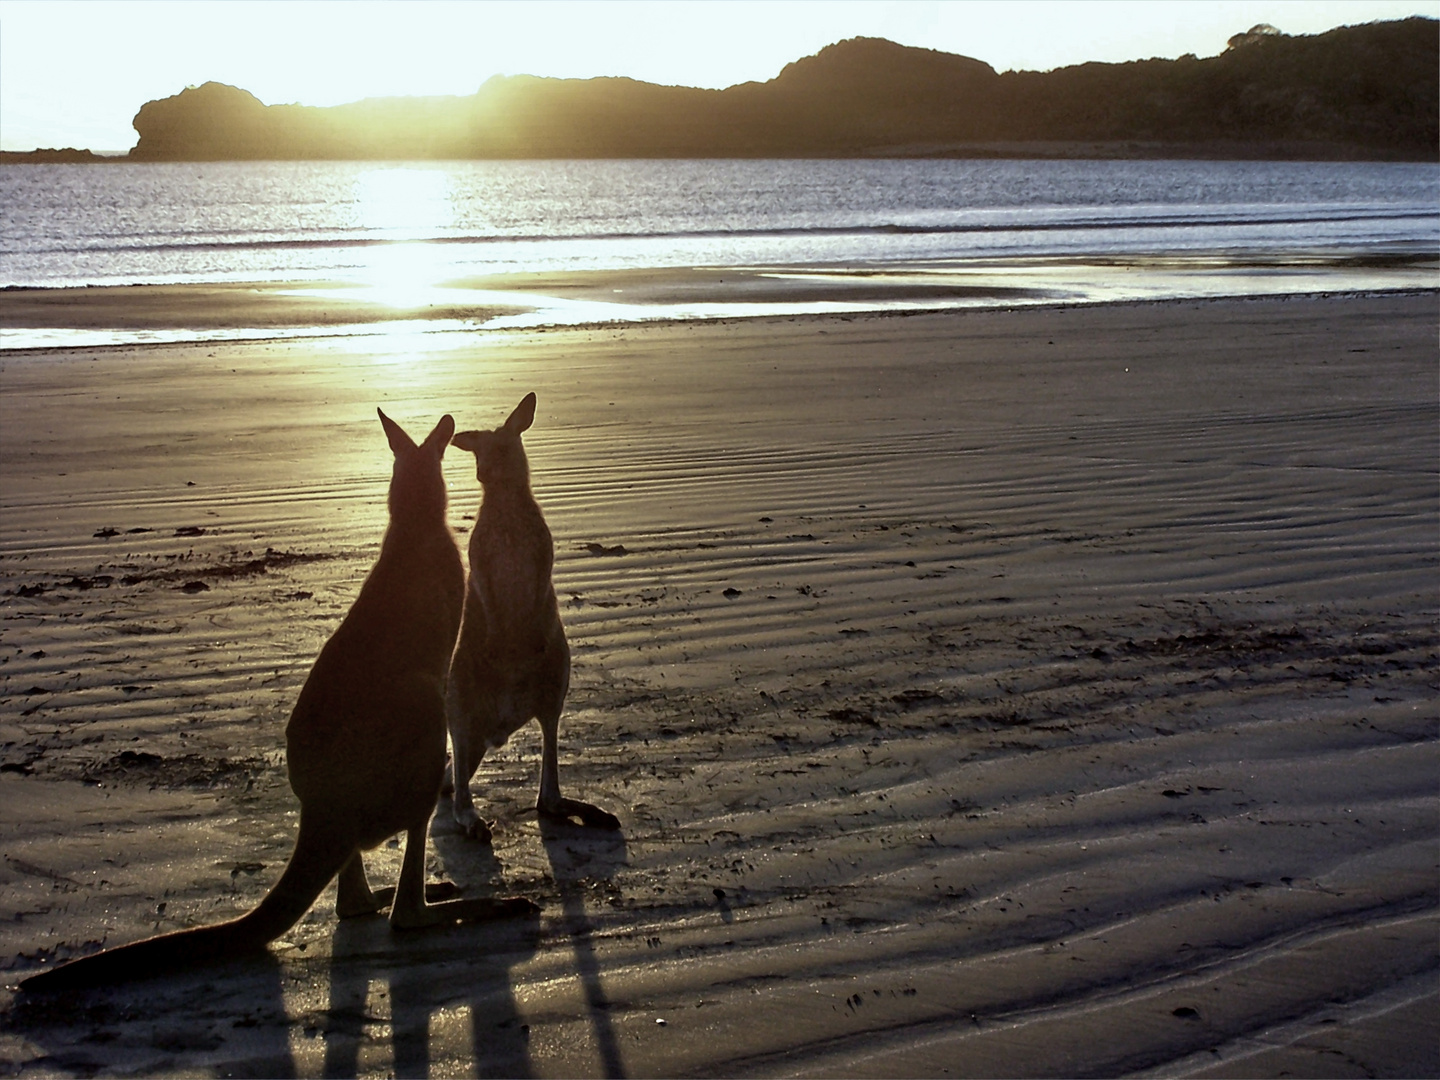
[1, 294, 1436, 1076]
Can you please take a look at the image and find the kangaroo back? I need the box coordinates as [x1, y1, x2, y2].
[22, 411, 464, 992]
[451, 392, 559, 654]
[287, 410, 464, 816]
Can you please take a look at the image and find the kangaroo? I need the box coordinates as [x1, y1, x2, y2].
[446, 392, 619, 842]
[22, 410, 536, 992]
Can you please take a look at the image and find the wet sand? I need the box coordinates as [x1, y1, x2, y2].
[0, 293, 1436, 1077]
[0, 279, 522, 331]
[0, 268, 1047, 340]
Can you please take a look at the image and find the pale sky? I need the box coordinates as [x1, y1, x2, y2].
[2, 0, 1434, 151]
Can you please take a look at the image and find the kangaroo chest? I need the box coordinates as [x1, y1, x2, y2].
[465, 497, 556, 639]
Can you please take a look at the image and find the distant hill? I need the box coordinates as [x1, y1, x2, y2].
[69, 19, 1440, 161]
[0, 147, 109, 164]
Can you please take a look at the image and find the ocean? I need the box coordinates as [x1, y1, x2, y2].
[2, 158, 1436, 344]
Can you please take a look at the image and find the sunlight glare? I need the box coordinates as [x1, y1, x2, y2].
[353, 167, 456, 309]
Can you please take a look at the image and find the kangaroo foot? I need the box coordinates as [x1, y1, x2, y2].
[425, 880, 462, 902]
[336, 860, 388, 918]
[339, 880, 462, 918]
[336, 889, 388, 918]
[390, 894, 539, 930]
[540, 797, 622, 830]
[375, 881, 465, 904]
[453, 804, 494, 843]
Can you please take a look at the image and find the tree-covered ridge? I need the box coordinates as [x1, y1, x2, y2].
[8, 19, 1433, 162]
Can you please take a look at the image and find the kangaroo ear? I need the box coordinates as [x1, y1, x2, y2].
[377, 408, 416, 455]
[451, 430, 482, 453]
[422, 414, 455, 456]
[504, 392, 537, 435]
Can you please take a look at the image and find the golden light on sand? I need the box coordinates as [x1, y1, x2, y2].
[353, 167, 454, 309]
[3, 289, 1436, 1072]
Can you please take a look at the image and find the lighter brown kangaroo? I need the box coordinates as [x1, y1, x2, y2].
[446, 393, 619, 841]
[22, 411, 535, 992]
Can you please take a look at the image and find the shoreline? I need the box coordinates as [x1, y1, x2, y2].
[2, 294, 1437, 1076]
[1, 257, 1436, 351]
[8, 141, 1439, 165]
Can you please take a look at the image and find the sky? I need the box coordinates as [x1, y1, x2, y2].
[2, 0, 1435, 151]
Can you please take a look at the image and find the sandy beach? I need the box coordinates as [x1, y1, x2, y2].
[0, 292, 1435, 1077]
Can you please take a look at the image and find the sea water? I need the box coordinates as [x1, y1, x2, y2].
[1, 158, 1436, 343]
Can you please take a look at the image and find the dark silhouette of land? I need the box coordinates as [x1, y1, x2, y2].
[3, 19, 1436, 162]
[0, 147, 107, 163]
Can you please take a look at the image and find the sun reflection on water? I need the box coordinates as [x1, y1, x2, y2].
[352, 167, 456, 310]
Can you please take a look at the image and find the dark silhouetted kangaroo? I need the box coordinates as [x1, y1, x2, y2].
[22, 411, 535, 992]
[446, 393, 619, 841]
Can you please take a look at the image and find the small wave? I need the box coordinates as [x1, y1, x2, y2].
[11, 209, 1431, 259]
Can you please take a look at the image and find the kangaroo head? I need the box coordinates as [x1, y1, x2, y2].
[377, 408, 455, 524]
[451, 392, 536, 489]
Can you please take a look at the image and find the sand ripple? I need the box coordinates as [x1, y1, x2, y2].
[1, 296, 1435, 1076]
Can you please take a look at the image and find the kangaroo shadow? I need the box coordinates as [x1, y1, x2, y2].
[7, 949, 297, 1077]
[319, 836, 541, 1080]
[539, 818, 630, 1080]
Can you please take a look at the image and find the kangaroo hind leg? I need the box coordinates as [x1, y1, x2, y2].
[388, 817, 538, 930]
[537, 704, 621, 830]
[338, 849, 461, 917]
[336, 851, 387, 918]
[448, 716, 493, 842]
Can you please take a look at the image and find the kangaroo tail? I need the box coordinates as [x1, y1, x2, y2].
[20, 821, 350, 993]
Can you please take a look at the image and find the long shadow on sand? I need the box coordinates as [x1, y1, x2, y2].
[319, 840, 542, 1079]
[6, 950, 297, 1077]
[301, 811, 628, 1078]
[540, 818, 630, 1080]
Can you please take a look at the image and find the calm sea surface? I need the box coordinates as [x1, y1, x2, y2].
[1, 159, 1436, 341]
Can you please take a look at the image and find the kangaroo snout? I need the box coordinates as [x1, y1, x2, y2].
[451, 392, 537, 484]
